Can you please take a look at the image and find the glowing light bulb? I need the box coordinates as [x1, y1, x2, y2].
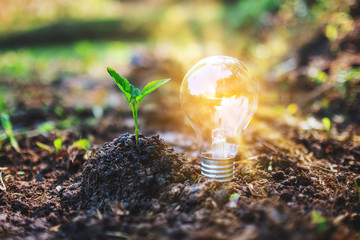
[180, 56, 259, 182]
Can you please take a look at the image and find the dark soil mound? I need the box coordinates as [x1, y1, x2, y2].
[79, 134, 193, 213]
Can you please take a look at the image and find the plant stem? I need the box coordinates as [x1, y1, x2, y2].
[132, 102, 139, 151]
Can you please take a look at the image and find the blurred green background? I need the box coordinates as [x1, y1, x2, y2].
[0, 0, 358, 136]
[0, 0, 352, 81]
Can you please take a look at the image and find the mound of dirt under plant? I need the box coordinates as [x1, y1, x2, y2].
[79, 134, 194, 213]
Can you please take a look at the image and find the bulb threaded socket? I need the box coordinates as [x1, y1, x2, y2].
[201, 155, 234, 182]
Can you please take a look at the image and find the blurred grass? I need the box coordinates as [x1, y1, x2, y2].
[0, 41, 134, 83]
[0, 0, 356, 119]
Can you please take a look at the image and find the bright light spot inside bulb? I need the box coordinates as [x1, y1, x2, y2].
[214, 96, 250, 137]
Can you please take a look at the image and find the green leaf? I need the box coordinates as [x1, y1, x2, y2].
[36, 141, 53, 153]
[322, 117, 331, 132]
[138, 78, 171, 103]
[325, 24, 338, 41]
[73, 139, 90, 150]
[1, 113, 20, 152]
[53, 138, 63, 152]
[355, 177, 360, 192]
[132, 87, 141, 99]
[226, 193, 241, 208]
[107, 67, 132, 102]
[311, 211, 327, 233]
[37, 121, 55, 134]
[1, 113, 12, 132]
[229, 193, 241, 201]
[355, 182, 360, 192]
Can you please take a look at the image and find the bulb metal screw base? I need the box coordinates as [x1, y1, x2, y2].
[201, 155, 235, 182]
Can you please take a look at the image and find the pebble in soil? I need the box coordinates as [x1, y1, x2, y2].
[79, 133, 194, 213]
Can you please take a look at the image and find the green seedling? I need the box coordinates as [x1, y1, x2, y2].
[322, 117, 331, 132]
[355, 176, 360, 201]
[36, 138, 64, 153]
[37, 121, 55, 134]
[1, 113, 20, 152]
[107, 67, 170, 150]
[226, 193, 241, 208]
[311, 211, 327, 233]
[36, 142, 53, 152]
[54, 138, 63, 152]
[73, 139, 90, 150]
[355, 181, 360, 192]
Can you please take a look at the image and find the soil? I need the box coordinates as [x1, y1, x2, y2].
[1, 123, 359, 239]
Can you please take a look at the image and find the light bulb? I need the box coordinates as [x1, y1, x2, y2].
[180, 56, 259, 182]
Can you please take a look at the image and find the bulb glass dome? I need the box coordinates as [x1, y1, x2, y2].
[180, 56, 258, 160]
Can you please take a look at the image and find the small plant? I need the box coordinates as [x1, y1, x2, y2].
[53, 138, 63, 152]
[0, 113, 20, 152]
[73, 138, 90, 150]
[37, 121, 55, 134]
[36, 138, 64, 153]
[226, 193, 241, 208]
[107, 67, 170, 150]
[355, 176, 360, 201]
[322, 117, 331, 132]
[311, 211, 327, 233]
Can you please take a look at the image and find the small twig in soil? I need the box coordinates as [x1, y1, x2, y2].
[255, 137, 278, 153]
[235, 155, 262, 164]
[96, 209, 103, 220]
[297, 82, 334, 108]
[0, 172, 6, 192]
[105, 231, 130, 239]
[35, 186, 46, 202]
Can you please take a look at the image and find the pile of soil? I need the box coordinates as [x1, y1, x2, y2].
[79, 134, 194, 212]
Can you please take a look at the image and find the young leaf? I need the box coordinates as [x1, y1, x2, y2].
[138, 79, 171, 103]
[53, 138, 63, 152]
[229, 193, 241, 201]
[37, 121, 55, 134]
[36, 141, 53, 153]
[311, 211, 327, 233]
[355, 182, 360, 192]
[73, 139, 90, 150]
[107, 67, 132, 102]
[0, 113, 20, 152]
[132, 88, 141, 99]
[322, 117, 331, 132]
